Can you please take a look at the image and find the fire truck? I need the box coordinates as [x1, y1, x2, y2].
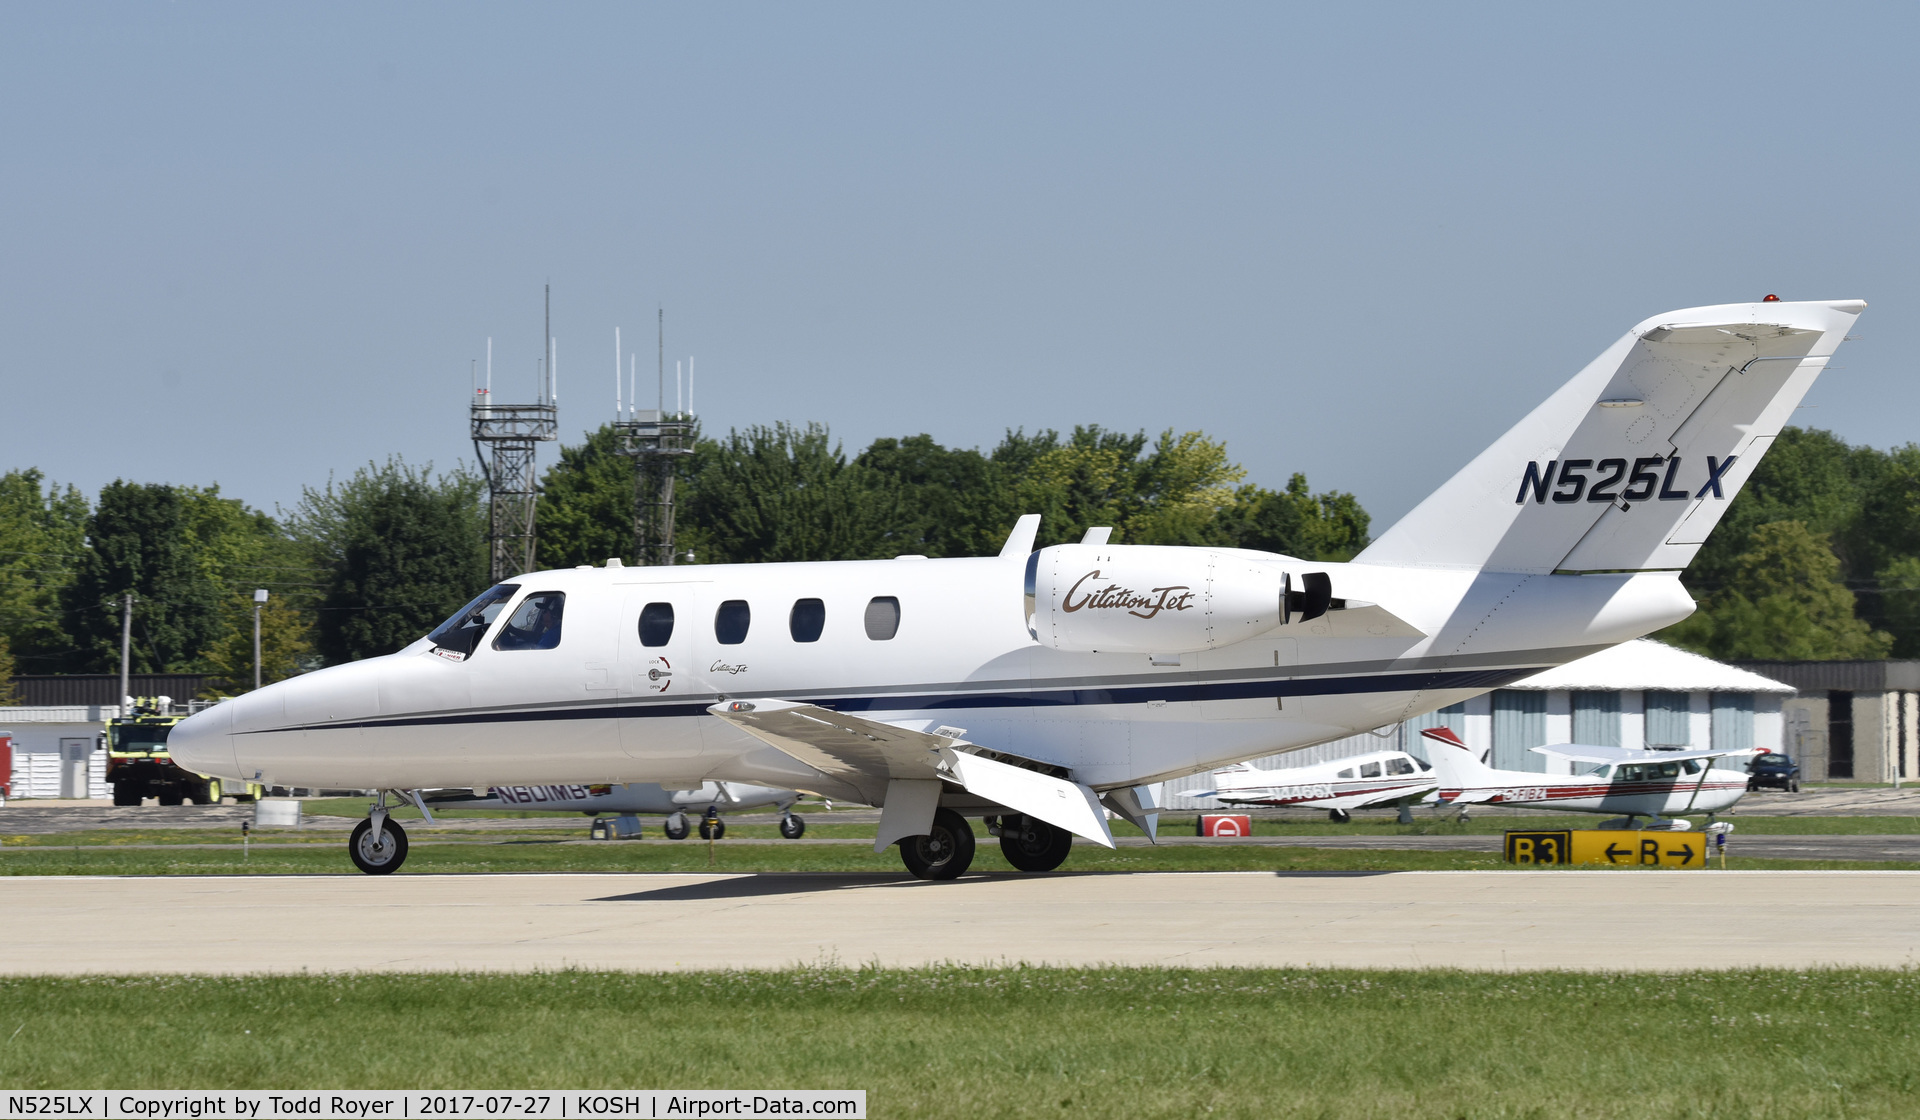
[105, 696, 258, 806]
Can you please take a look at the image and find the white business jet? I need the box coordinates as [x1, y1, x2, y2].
[1193, 750, 1436, 823]
[169, 298, 1863, 878]
[425, 780, 808, 839]
[1418, 727, 1752, 828]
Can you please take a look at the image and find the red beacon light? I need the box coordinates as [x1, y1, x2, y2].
[1762, 293, 1781, 302]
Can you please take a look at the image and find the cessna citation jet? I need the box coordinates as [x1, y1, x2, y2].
[169, 298, 1863, 878]
[1418, 727, 1752, 828]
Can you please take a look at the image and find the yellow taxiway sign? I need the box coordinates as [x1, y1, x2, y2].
[1505, 830, 1708, 868]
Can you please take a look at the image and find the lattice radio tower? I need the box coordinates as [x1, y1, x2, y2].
[613, 309, 695, 566]
[471, 286, 560, 582]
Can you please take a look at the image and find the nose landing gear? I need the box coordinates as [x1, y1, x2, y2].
[347, 790, 414, 875]
[778, 809, 806, 839]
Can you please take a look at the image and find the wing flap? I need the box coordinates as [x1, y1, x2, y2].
[945, 749, 1115, 848]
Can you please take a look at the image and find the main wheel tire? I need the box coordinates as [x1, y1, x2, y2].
[111, 784, 141, 807]
[779, 815, 806, 839]
[697, 818, 726, 840]
[348, 817, 409, 875]
[189, 780, 219, 806]
[1328, 808, 1352, 824]
[157, 789, 185, 807]
[663, 814, 690, 840]
[899, 808, 976, 881]
[998, 814, 1073, 872]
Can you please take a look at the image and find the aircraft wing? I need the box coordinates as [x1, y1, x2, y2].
[1531, 743, 1759, 766]
[709, 699, 1116, 848]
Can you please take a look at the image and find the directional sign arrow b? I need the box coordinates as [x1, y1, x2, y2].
[1604, 843, 1629, 863]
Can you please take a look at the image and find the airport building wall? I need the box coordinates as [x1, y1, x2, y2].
[0, 706, 115, 799]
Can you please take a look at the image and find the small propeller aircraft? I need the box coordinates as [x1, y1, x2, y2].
[167, 298, 1862, 878]
[423, 779, 807, 839]
[1418, 726, 1752, 829]
[1192, 749, 1437, 823]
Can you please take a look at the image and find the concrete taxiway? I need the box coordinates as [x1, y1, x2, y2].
[3, 871, 1916, 973]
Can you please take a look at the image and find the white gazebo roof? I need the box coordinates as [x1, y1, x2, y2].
[1509, 639, 1795, 694]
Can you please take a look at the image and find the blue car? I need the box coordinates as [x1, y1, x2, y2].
[1747, 752, 1801, 792]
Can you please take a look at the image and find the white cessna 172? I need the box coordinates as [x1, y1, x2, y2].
[1192, 750, 1437, 823]
[1418, 727, 1752, 828]
[424, 780, 807, 840]
[169, 298, 1863, 878]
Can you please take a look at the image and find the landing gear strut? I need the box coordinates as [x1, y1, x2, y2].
[898, 808, 976, 880]
[1328, 808, 1352, 824]
[348, 791, 410, 874]
[991, 814, 1072, 872]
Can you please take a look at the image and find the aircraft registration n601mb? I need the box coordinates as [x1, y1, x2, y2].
[170, 298, 1863, 878]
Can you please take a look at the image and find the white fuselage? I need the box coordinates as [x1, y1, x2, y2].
[170, 552, 1694, 799]
[1440, 762, 1750, 818]
[1207, 750, 1435, 810]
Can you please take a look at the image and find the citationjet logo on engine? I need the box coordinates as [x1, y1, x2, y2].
[1514, 455, 1737, 505]
[1062, 570, 1196, 619]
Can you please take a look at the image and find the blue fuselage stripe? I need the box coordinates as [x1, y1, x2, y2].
[257, 665, 1541, 735]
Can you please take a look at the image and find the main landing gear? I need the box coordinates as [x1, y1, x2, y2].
[988, 814, 1073, 873]
[897, 808, 976, 880]
[348, 791, 410, 875]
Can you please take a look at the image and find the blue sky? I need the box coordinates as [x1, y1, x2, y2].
[3, 2, 1916, 530]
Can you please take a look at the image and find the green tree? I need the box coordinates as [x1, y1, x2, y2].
[535, 424, 647, 569]
[1217, 473, 1373, 561]
[1663, 521, 1891, 661]
[291, 459, 487, 664]
[684, 423, 898, 563]
[0, 634, 19, 705]
[0, 469, 89, 672]
[198, 596, 316, 695]
[63, 482, 229, 672]
[852, 435, 1013, 558]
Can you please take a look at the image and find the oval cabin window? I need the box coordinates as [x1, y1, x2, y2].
[638, 602, 675, 647]
[864, 596, 901, 641]
[789, 598, 826, 643]
[714, 600, 751, 645]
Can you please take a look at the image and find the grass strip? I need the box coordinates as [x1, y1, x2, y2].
[1, 967, 1916, 1117]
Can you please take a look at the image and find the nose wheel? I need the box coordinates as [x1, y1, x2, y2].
[662, 811, 691, 840]
[348, 816, 409, 875]
[779, 812, 806, 839]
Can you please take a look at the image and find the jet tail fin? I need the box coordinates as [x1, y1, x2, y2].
[1358, 300, 1866, 575]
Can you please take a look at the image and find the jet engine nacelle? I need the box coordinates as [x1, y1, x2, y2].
[1024, 544, 1331, 654]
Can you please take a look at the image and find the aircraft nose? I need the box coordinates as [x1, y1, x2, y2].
[168, 701, 239, 781]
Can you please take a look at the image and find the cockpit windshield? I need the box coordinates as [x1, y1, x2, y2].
[427, 584, 520, 659]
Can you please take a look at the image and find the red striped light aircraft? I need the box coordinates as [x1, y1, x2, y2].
[1193, 750, 1437, 823]
[1418, 726, 1752, 828]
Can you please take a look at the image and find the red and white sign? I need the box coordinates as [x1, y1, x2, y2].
[1198, 813, 1252, 837]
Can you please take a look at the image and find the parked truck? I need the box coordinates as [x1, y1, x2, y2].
[105, 696, 257, 806]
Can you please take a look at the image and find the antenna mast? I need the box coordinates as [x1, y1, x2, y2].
[613, 306, 692, 565]
[470, 290, 559, 582]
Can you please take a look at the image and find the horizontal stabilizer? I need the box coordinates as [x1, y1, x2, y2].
[944, 749, 1115, 848]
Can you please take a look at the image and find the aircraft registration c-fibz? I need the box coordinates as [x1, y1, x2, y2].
[169, 298, 1864, 878]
